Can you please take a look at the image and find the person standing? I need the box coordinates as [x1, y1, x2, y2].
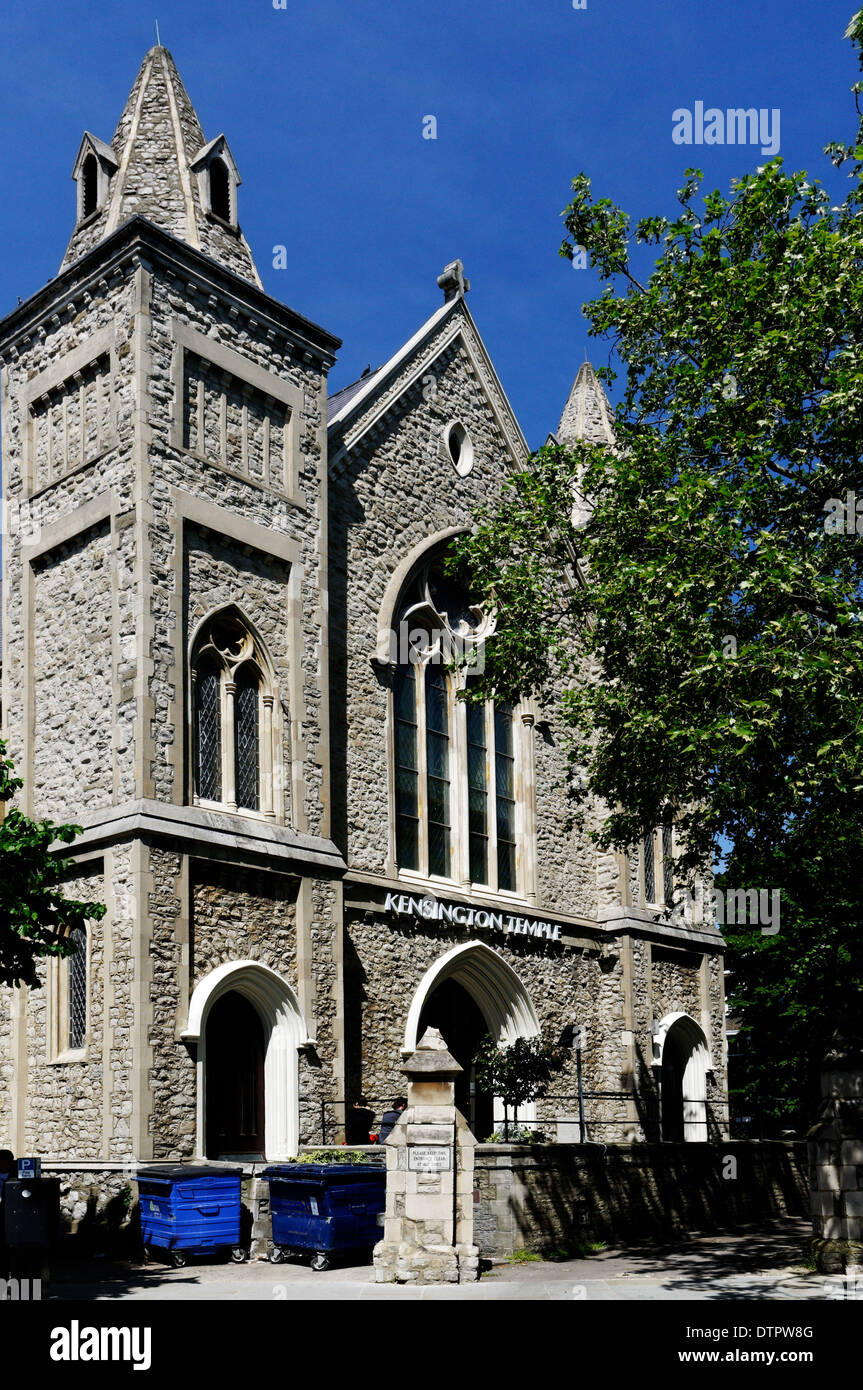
[345, 1097, 375, 1145]
[378, 1098, 407, 1144]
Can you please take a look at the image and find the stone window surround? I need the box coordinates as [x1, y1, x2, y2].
[172, 491, 305, 830]
[72, 136, 117, 225]
[47, 932, 89, 1066]
[19, 487, 306, 835]
[394, 663, 531, 900]
[375, 529, 539, 905]
[189, 606, 281, 823]
[19, 325, 118, 497]
[169, 318, 303, 502]
[642, 823, 676, 912]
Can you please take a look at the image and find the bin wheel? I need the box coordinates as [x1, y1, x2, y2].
[311, 1252, 330, 1272]
[230, 1246, 247, 1264]
[170, 1250, 187, 1269]
[270, 1248, 285, 1265]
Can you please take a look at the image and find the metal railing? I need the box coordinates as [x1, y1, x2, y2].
[316, 1095, 809, 1146]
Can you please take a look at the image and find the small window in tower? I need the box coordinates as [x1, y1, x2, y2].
[82, 153, 98, 219]
[209, 157, 232, 223]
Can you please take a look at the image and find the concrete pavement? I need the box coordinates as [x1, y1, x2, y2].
[41, 1219, 862, 1301]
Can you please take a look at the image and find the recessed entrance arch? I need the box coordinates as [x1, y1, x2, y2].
[656, 1012, 710, 1142]
[182, 960, 308, 1160]
[404, 942, 541, 1137]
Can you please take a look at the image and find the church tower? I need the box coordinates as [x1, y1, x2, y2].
[0, 48, 345, 1164]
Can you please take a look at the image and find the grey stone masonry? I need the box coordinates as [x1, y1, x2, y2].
[808, 1024, 863, 1274]
[61, 47, 261, 287]
[373, 1028, 479, 1284]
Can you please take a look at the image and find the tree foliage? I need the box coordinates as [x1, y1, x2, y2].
[0, 738, 106, 989]
[472, 1034, 566, 1113]
[453, 14, 863, 1121]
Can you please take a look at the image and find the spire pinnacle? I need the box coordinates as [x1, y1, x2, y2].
[557, 361, 615, 448]
[60, 46, 261, 286]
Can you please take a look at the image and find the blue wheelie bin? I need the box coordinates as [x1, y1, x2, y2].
[136, 1165, 246, 1267]
[262, 1164, 386, 1271]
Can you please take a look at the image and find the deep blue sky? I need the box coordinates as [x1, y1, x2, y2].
[0, 0, 858, 446]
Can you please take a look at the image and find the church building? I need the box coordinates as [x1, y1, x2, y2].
[0, 48, 727, 1171]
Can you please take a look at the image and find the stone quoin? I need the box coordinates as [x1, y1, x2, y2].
[0, 47, 728, 1224]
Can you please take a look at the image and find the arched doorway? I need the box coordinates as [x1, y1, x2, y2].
[418, 977, 494, 1140]
[657, 1013, 710, 1142]
[182, 960, 309, 1160]
[205, 991, 266, 1159]
[404, 942, 541, 1138]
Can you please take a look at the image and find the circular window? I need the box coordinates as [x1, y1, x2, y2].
[444, 421, 474, 477]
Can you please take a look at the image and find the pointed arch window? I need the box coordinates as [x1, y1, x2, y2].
[190, 612, 278, 819]
[209, 157, 232, 223]
[391, 561, 526, 894]
[82, 153, 99, 219]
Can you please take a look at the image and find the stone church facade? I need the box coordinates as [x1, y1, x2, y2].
[0, 48, 727, 1171]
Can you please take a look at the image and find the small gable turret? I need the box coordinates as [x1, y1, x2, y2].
[71, 133, 118, 224]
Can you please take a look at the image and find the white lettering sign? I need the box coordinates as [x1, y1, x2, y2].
[408, 1147, 451, 1172]
[383, 892, 563, 943]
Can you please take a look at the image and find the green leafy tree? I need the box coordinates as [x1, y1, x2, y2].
[454, 15, 863, 1126]
[0, 738, 106, 989]
[472, 1035, 566, 1134]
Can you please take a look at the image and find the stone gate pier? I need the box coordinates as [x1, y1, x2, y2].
[809, 1022, 863, 1274]
[373, 1027, 479, 1284]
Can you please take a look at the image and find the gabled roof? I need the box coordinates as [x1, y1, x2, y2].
[327, 292, 528, 468]
[60, 46, 261, 287]
[327, 366, 385, 423]
[71, 132, 118, 175]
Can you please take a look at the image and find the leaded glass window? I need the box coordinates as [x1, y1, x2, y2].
[190, 610, 276, 820]
[390, 556, 523, 891]
[467, 699, 488, 885]
[394, 664, 420, 870]
[662, 823, 674, 906]
[425, 666, 451, 877]
[69, 926, 87, 1050]
[235, 667, 260, 812]
[495, 706, 517, 892]
[195, 661, 222, 802]
[643, 829, 656, 902]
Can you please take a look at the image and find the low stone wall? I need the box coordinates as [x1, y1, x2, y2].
[37, 1143, 809, 1261]
[474, 1141, 809, 1257]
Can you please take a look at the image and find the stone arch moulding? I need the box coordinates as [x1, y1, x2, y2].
[182, 960, 311, 1160]
[187, 601, 278, 682]
[374, 525, 469, 667]
[655, 1011, 711, 1143]
[402, 940, 541, 1057]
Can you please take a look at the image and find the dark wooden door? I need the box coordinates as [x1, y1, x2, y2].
[418, 977, 494, 1140]
[205, 991, 266, 1159]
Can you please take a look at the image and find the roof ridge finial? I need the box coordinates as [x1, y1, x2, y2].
[437, 259, 470, 303]
[155, 19, 161, 47]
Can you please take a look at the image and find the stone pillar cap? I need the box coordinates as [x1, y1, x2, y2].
[401, 1026, 463, 1078]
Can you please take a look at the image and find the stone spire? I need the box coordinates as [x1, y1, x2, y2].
[557, 361, 615, 448]
[60, 46, 261, 286]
